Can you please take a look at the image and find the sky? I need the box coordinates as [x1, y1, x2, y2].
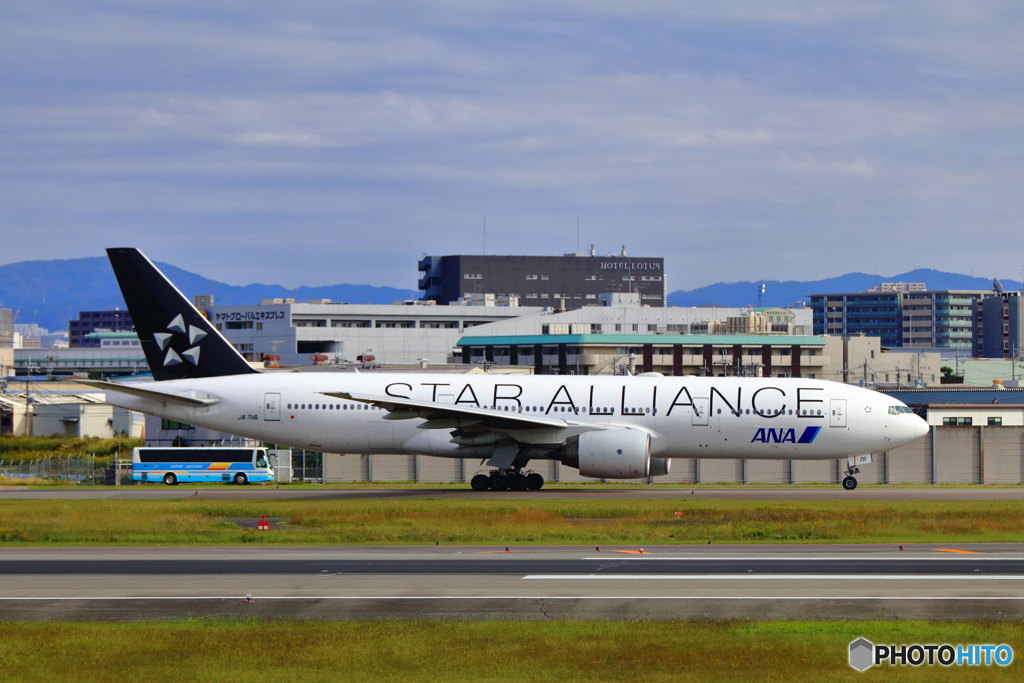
[1, 1, 1022, 290]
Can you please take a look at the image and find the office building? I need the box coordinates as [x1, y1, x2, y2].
[69, 309, 134, 347]
[810, 289, 986, 351]
[979, 292, 1023, 359]
[418, 250, 666, 308]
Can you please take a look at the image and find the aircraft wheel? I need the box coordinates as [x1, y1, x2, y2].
[526, 473, 544, 491]
[470, 474, 491, 491]
[490, 472, 509, 492]
[842, 476, 858, 490]
[163, 473, 178, 486]
[509, 473, 528, 491]
[234, 472, 248, 485]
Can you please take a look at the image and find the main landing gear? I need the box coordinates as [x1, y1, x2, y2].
[470, 468, 544, 492]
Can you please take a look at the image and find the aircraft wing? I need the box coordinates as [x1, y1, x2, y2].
[319, 390, 573, 430]
[79, 380, 221, 408]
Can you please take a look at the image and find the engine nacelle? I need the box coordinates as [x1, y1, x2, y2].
[649, 457, 671, 477]
[561, 429, 651, 479]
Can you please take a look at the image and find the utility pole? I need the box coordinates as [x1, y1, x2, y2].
[23, 361, 32, 436]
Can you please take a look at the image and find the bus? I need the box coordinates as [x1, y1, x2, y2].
[132, 447, 275, 485]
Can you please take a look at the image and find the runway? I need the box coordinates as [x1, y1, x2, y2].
[2, 544, 1024, 621]
[4, 486, 1024, 501]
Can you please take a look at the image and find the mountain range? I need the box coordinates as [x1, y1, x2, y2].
[667, 269, 1020, 308]
[0, 257, 1018, 334]
[0, 257, 418, 333]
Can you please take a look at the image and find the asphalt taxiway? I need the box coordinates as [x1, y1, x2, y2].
[2, 544, 1023, 621]
[3, 486, 1024, 501]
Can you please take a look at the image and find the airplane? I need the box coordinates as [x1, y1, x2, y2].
[84, 248, 930, 491]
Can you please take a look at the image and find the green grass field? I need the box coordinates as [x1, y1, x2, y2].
[1, 620, 1019, 681]
[0, 434, 140, 461]
[2, 497, 1024, 545]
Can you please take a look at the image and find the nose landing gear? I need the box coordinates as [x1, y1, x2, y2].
[470, 468, 544, 491]
[842, 464, 860, 490]
[841, 454, 872, 490]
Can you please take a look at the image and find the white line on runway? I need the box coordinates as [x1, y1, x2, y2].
[524, 574, 1024, 580]
[2, 596, 1024, 601]
[582, 556, 1023, 561]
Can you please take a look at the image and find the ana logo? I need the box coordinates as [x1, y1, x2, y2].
[152, 314, 207, 368]
[751, 426, 821, 444]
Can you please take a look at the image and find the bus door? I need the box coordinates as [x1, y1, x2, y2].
[263, 393, 281, 421]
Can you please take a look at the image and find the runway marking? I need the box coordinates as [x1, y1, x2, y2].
[582, 556, 1019, 561]
[476, 550, 532, 554]
[523, 574, 1024, 581]
[935, 548, 982, 554]
[2, 596, 1024, 601]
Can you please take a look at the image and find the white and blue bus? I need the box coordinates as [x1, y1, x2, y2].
[132, 447, 274, 485]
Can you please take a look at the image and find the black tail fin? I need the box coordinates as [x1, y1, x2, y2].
[106, 248, 258, 381]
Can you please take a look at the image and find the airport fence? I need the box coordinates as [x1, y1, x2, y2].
[0, 450, 322, 485]
[0, 454, 104, 483]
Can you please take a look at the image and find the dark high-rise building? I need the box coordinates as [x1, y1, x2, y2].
[980, 292, 1023, 359]
[417, 252, 666, 308]
[69, 310, 134, 348]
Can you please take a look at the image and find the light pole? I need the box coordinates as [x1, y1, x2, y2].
[23, 360, 33, 436]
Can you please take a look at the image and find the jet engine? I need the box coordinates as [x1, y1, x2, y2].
[560, 428, 653, 479]
[649, 457, 671, 477]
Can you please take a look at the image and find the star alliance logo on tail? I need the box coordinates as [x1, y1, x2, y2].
[152, 314, 207, 368]
[751, 426, 821, 444]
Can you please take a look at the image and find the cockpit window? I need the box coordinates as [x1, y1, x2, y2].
[888, 406, 913, 415]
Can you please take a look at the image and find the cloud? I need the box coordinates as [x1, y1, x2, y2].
[0, 2, 1021, 288]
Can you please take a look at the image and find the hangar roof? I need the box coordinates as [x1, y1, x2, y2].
[457, 334, 825, 347]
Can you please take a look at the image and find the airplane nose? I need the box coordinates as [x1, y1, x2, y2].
[913, 415, 930, 440]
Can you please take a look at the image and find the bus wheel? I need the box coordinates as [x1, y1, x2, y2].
[163, 473, 178, 486]
[234, 473, 248, 485]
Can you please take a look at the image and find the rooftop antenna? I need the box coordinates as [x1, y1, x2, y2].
[576, 218, 580, 255]
[993, 278, 1004, 294]
[757, 283, 766, 307]
[482, 214, 486, 255]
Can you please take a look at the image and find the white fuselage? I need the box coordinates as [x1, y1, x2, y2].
[102, 373, 929, 463]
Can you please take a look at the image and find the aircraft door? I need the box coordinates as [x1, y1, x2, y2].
[829, 399, 847, 428]
[692, 397, 710, 426]
[263, 392, 281, 421]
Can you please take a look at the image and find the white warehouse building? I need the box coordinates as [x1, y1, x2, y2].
[208, 300, 543, 366]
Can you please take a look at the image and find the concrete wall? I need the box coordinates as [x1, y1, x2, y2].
[982, 429, 1024, 484]
[322, 425, 1024, 485]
